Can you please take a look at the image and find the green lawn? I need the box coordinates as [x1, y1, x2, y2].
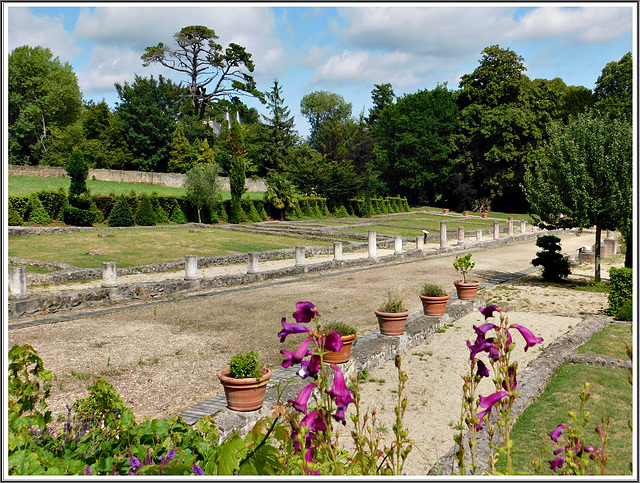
[8, 226, 332, 268]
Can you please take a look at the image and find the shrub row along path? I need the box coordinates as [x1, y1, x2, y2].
[7, 231, 619, 475]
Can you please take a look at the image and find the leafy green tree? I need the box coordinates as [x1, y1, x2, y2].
[184, 163, 220, 224]
[133, 195, 157, 226]
[300, 90, 352, 155]
[373, 84, 458, 205]
[594, 51, 632, 121]
[265, 173, 298, 220]
[142, 25, 262, 119]
[108, 196, 135, 227]
[168, 122, 197, 173]
[523, 110, 632, 281]
[8, 45, 82, 165]
[114, 74, 188, 172]
[368, 83, 395, 125]
[65, 148, 89, 202]
[258, 80, 297, 174]
[228, 118, 248, 224]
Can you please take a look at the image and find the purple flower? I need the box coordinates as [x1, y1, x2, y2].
[300, 410, 327, 434]
[478, 305, 500, 319]
[549, 457, 565, 472]
[160, 448, 176, 467]
[83, 466, 93, 475]
[479, 390, 509, 409]
[323, 329, 344, 353]
[192, 462, 204, 475]
[474, 322, 498, 336]
[288, 382, 317, 414]
[476, 359, 490, 378]
[512, 324, 544, 352]
[293, 302, 319, 323]
[502, 366, 517, 391]
[129, 454, 141, 472]
[281, 338, 313, 368]
[467, 338, 496, 360]
[476, 408, 491, 430]
[328, 365, 354, 408]
[277, 317, 311, 342]
[332, 405, 348, 425]
[549, 424, 566, 442]
[298, 354, 321, 379]
[304, 448, 320, 475]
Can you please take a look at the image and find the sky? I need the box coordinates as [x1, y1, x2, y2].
[3, 2, 636, 138]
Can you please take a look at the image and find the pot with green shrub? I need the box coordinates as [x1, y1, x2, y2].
[419, 283, 450, 316]
[320, 321, 357, 364]
[218, 350, 271, 412]
[375, 291, 410, 336]
[453, 253, 480, 300]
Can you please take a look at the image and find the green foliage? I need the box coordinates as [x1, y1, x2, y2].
[92, 194, 117, 221]
[8, 201, 23, 226]
[246, 200, 262, 222]
[108, 196, 135, 227]
[65, 148, 89, 201]
[608, 267, 632, 317]
[379, 290, 406, 313]
[227, 351, 263, 380]
[615, 300, 632, 321]
[168, 122, 196, 173]
[72, 378, 127, 425]
[134, 195, 157, 226]
[453, 253, 476, 283]
[531, 235, 571, 282]
[333, 205, 349, 218]
[594, 52, 632, 121]
[170, 204, 188, 224]
[184, 163, 220, 224]
[421, 283, 446, 297]
[63, 206, 96, 227]
[26, 194, 51, 225]
[34, 188, 68, 221]
[323, 321, 357, 336]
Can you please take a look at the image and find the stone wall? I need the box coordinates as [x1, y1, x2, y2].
[8, 165, 267, 191]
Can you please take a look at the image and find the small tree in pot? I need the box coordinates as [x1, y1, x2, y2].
[453, 253, 480, 300]
[218, 350, 271, 412]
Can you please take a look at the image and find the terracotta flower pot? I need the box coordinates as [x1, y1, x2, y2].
[482, 213, 488, 218]
[508, 216, 514, 221]
[323, 333, 356, 364]
[463, 211, 469, 216]
[375, 309, 410, 336]
[454, 280, 480, 300]
[218, 367, 272, 412]
[443, 208, 450, 214]
[419, 294, 450, 316]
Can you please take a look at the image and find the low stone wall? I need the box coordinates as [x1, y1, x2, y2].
[8, 165, 267, 191]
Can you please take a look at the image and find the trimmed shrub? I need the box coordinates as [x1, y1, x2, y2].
[8, 201, 23, 226]
[170, 204, 188, 224]
[334, 205, 349, 218]
[93, 194, 117, 221]
[247, 200, 262, 222]
[108, 196, 135, 227]
[134, 195, 157, 226]
[26, 194, 51, 225]
[531, 235, 570, 282]
[609, 267, 632, 316]
[8, 196, 28, 218]
[218, 202, 229, 223]
[64, 206, 96, 227]
[37, 189, 68, 221]
[616, 299, 632, 321]
[259, 204, 269, 221]
[89, 200, 104, 224]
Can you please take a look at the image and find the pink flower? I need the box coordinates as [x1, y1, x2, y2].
[549, 424, 566, 442]
[288, 382, 317, 414]
[327, 365, 354, 408]
[293, 302, 319, 323]
[277, 317, 311, 342]
[549, 457, 565, 472]
[323, 329, 344, 353]
[281, 338, 313, 368]
[479, 390, 509, 409]
[478, 305, 501, 319]
[298, 355, 321, 379]
[512, 324, 544, 351]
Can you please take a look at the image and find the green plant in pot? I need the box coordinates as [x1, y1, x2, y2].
[321, 321, 357, 364]
[453, 253, 480, 300]
[419, 283, 450, 316]
[218, 350, 272, 412]
[375, 290, 410, 336]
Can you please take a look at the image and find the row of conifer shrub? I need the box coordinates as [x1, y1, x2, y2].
[8, 190, 410, 227]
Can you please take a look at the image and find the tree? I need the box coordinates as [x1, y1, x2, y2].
[594, 52, 632, 121]
[259, 80, 297, 173]
[114, 74, 188, 172]
[184, 164, 220, 224]
[8, 45, 82, 165]
[168, 122, 197, 173]
[373, 84, 458, 205]
[264, 173, 298, 221]
[228, 119, 247, 224]
[368, 83, 395, 125]
[523, 110, 632, 281]
[142, 25, 262, 119]
[300, 91, 352, 154]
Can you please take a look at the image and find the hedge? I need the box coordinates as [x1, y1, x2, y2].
[608, 267, 632, 318]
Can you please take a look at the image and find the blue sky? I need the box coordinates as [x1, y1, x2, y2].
[4, 2, 635, 138]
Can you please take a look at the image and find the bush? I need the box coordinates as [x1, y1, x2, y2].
[92, 194, 117, 220]
[616, 299, 632, 321]
[64, 206, 96, 227]
[108, 196, 135, 227]
[89, 200, 104, 224]
[134, 195, 157, 226]
[228, 351, 262, 379]
[531, 235, 570, 282]
[37, 189, 68, 220]
[170, 204, 188, 224]
[26, 194, 51, 225]
[609, 267, 632, 316]
[334, 205, 349, 218]
[246, 200, 262, 222]
[8, 201, 23, 226]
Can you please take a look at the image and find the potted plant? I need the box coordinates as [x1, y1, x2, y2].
[218, 350, 272, 412]
[463, 210, 469, 216]
[482, 212, 488, 219]
[419, 283, 450, 316]
[321, 321, 357, 364]
[443, 208, 450, 214]
[375, 290, 410, 336]
[453, 253, 480, 300]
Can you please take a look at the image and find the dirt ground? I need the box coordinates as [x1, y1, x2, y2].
[7, 232, 621, 474]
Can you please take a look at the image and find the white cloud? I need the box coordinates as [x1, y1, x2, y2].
[7, 7, 82, 61]
[506, 6, 633, 43]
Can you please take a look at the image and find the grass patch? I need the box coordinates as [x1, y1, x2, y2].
[575, 323, 632, 360]
[8, 264, 55, 274]
[8, 226, 332, 268]
[572, 280, 610, 293]
[501, 364, 632, 475]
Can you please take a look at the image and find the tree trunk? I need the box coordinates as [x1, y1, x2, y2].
[197, 206, 202, 224]
[594, 224, 602, 282]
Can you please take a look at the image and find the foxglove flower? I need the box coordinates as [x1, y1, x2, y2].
[281, 338, 313, 368]
[479, 390, 509, 409]
[476, 359, 490, 378]
[298, 355, 321, 379]
[512, 324, 544, 351]
[478, 305, 500, 319]
[502, 366, 517, 391]
[549, 457, 565, 472]
[300, 410, 327, 435]
[549, 424, 566, 442]
[289, 382, 317, 414]
[293, 302, 319, 323]
[328, 365, 354, 408]
[323, 329, 344, 353]
[467, 338, 496, 360]
[332, 405, 348, 425]
[192, 462, 204, 475]
[278, 317, 311, 342]
[474, 322, 497, 336]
